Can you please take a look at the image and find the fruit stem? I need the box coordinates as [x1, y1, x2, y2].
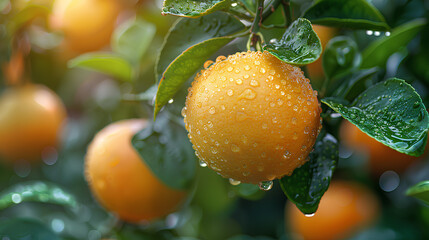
[249, 0, 264, 50]
[282, 0, 293, 27]
[261, 0, 283, 20]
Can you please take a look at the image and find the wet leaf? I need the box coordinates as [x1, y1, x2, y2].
[112, 18, 156, 63]
[322, 36, 361, 81]
[68, 52, 133, 82]
[154, 12, 245, 117]
[280, 132, 338, 214]
[361, 18, 427, 69]
[132, 112, 196, 190]
[0, 181, 78, 211]
[323, 78, 429, 156]
[303, 0, 389, 31]
[406, 181, 429, 205]
[263, 18, 322, 65]
[162, 0, 231, 18]
[0, 218, 60, 240]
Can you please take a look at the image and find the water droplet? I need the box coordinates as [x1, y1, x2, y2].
[244, 65, 250, 71]
[216, 55, 226, 62]
[229, 178, 241, 185]
[244, 74, 249, 79]
[250, 80, 259, 87]
[11, 193, 22, 204]
[231, 144, 240, 152]
[258, 181, 273, 191]
[260, 68, 266, 74]
[236, 79, 243, 85]
[227, 67, 233, 72]
[305, 213, 315, 217]
[181, 107, 187, 117]
[227, 89, 234, 96]
[209, 107, 216, 114]
[199, 160, 207, 167]
[204, 60, 214, 69]
[291, 117, 297, 125]
[254, 60, 260, 65]
[241, 135, 248, 144]
[238, 89, 257, 100]
[168, 99, 174, 104]
[262, 123, 268, 129]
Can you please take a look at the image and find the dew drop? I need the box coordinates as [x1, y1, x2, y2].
[227, 89, 234, 96]
[181, 107, 187, 117]
[254, 60, 260, 65]
[258, 181, 273, 191]
[238, 89, 257, 100]
[250, 80, 259, 87]
[227, 67, 233, 72]
[244, 74, 250, 79]
[231, 144, 240, 152]
[216, 55, 226, 62]
[260, 68, 266, 74]
[244, 65, 250, 71]
[199, 160, 207, 167]
[236, 112, 248, 121]
[204, 60, 214, 69]
[209, 107, 216, 114]
[229, 178, 241, 185]
[236, 79, 243, 85]
[305, 213, 315, 217]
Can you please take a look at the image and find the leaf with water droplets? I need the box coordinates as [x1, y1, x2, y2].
[322, 36, 361, 81]
[162, 0, 231, 18]
[68, 52, 133, 82]
[361, 18, 427, 69]
[132, 112, 196, 190]
[263, 18, 322, 65]
[323, 78, 429, 156]
[0, 218, 60, 240]
[0, 181, 78, 211]
[406, 181, 429, 205]
[279, 132, 338, 214]
[154, 12, 245, 118]
[303, 0, 389, 31]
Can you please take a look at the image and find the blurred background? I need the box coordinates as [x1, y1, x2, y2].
[0, 0, 429, 239]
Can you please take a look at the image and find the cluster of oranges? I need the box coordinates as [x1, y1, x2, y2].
[0, 1, 421, 234]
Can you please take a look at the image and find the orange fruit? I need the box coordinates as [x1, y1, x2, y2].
[0, 84, 66, 163]
[182, 51, 322, 184]
[340, 120, 420, 175]
[307, 25, 337, 81]
[286, 181, 380, 240]
[50, 0, 122, 53]
[85, 119, 187, 223]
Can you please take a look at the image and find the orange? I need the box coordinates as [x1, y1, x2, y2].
[182, 51, 322, 184]
[340, 120, 420, 175]
[0, 84, 67, 163]
[50, 0, 121, 53]
[85, 119, 187, 223]
[307, 25, 337, 81]
[286, 181, 380, 240]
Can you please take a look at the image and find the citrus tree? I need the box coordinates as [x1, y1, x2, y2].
[1, 0, 429, 239]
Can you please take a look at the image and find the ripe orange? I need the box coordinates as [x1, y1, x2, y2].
[0, 84, 67, 163]
[50, 0, 121, 53]
[85, 119, 187, 223]
[182, 51, 322, 184]
[307, 25, 337, 81]
[286, 181, 380, 240]
[340, 120, 420, 175]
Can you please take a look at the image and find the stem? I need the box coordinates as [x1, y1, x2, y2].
[261, 0, 282, 20]
[248, 0, 264, 50]
[282, 0, 292, 27]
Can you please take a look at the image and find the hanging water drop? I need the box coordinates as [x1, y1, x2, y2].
[199, 160, 207, 167]
[229, 178, 241, 185]
[258, 181, 273, 191]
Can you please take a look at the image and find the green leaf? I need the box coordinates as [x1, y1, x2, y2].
[162, 0, 231, 18]
[361, 18, 427, 69]
[332, 68, 378, 101]
[303, 0, 389, 31]
[132, 112, 196, 190]
[323, 78, 429, 156]
[7, 5, 49, 35]
[68, 52, 133, 82]
[280, 132, 338, 214]
[322, 36, 361, 81]
[154, 12, 245, 117]
[112, 18, 156, 63]
[0, 218, 60, 240]
[238, 0, 256, 14]
[263, 18, 322, 65]
[406, 181, 429, 205]
[0, 181, 78, 211]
